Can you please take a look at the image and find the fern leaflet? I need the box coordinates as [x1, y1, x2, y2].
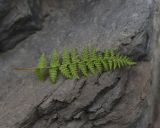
[49, 50, 59, 83]
[78, 61, 88, 77]
[35, 53, 47, 81]
[69, 48, 79, 78]
[59, 64, 72, 79]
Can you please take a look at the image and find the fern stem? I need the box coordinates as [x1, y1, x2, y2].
[15, 67, 51, 71]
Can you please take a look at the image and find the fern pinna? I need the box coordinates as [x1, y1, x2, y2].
[49, 50, 59, 83]
[16, 47, 136, 83]
[35, 53, 47, 81]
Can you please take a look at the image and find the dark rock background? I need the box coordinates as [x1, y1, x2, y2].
[0, 0, 159, 128]
[0, 0, 43, 52]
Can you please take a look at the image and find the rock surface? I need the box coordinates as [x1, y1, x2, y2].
[0, 0, 44, 52]
[0, 0, 159, 128]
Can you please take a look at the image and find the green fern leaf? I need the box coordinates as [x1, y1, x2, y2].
[35, 53, 47, 81]
[90, 48, 102, 73]
[71, 48, 79, 63]
[81, 47, 90, 62]
[99, 54, 108, 70]
[123, 56, 136, 66]
[112, 53, 136, 69]
[109, 49, 114, 58]
[87, 61, 96, 75]
[62, 48, 70, 65]
[49, 50, 59, 83]
[90, 48, 97, 61]
[108, 60, 113, 70]
[127, 60, 136, 65]
[69, 63, 79, 79]
[50, 49, 59, 68]
[113, 58, 117, 70]
[108, 49, 115, 70]
[32, 47, 137, 83]
[68, 48, 80, 78]
[104, 49, 110, 60]
[78, 61, 88, 77]
[103, 49, 111, 70]
[49, 67, 58, 83]
[59, 64, 72, 79]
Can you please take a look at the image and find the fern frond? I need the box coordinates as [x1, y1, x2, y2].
[17, 47, 136, 84]
[94, 54, 103, 73]
[35, 53, 47, 81]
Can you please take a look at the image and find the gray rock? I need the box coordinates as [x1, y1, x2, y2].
[0, 0, 43, 52]
[0, 0, 158, 128]
[0, 0, 11, 19]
